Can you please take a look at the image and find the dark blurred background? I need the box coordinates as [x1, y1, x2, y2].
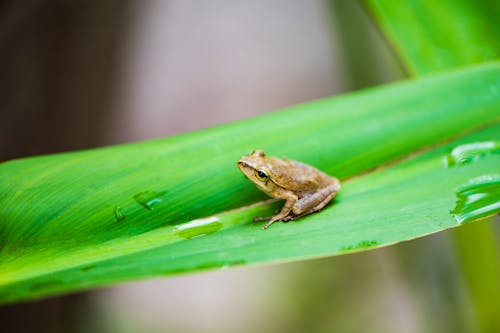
[1, 1, 498, 333]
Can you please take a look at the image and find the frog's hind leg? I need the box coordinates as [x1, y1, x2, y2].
[292, 193, 336, 220]
[291, 185, 338, 219]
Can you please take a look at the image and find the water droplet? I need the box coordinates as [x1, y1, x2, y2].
[133, 191, 166, 210]
[174, 217, 223, 239]
[451, 174, 500, 224]
[114, 206, 125, 222]
[446, 141, 499, 167]
[341, 240, 379, 251]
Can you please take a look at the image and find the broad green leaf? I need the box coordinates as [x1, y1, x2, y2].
[365, 0, 500, 75]
[0, 62, 499, 304]
[365, 2, 500, 330]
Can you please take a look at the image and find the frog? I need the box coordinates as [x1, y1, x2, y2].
[237, 150, 340, 229]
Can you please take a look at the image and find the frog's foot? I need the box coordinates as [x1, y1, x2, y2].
[262, 219, 276, 229]
[254, 208, 282, 222]
[262, 214, 294, 229]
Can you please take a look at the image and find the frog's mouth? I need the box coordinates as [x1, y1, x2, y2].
[237, 159, 265, 184]
[237, 160, 253, 178]
[237, 159, 246, 170]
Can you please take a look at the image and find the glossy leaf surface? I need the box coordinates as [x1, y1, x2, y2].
[0, 62, 499, 303]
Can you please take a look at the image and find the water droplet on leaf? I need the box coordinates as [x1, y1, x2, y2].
[133, 191, 167, 210]
[451, 174, 500, 224]
[446, 141, 499, 167]
[114, 206, 125, 222]
[174, 217, 223, 239]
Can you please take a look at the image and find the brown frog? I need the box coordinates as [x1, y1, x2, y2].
[237, 150, 340, 229]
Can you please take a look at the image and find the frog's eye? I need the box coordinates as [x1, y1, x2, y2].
[256, 170, 268, 180]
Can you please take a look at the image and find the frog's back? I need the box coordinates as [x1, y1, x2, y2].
[270, 158, 335, 192]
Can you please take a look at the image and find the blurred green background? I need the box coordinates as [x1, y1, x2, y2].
[1, 1, 498, 332]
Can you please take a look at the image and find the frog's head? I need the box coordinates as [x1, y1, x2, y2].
[237, 150, 272, 187]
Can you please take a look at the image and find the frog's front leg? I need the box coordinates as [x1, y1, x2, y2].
[292, 185, 339, 217]
[262, 193, 298, 229]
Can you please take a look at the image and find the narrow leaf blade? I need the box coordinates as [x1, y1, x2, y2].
[0, 62, 499, 303]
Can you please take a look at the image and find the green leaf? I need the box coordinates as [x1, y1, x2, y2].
[365, 0, 500, 74]
[365, 2, 500, 330]
[0, 62, 499, 304]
